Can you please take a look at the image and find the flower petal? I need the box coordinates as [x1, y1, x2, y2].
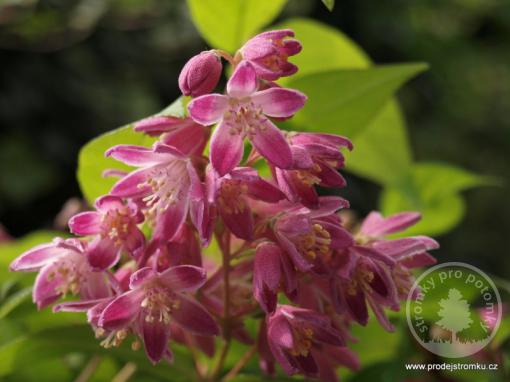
[254, 243, 282, 313]
[172, 296, 219, 336]
[360, 211, 421, 237]
[251, 119, 292, 169]
[158, 265, 206, 292]
[210, 120, 244, 176]
[68, 212, 102, 236]
[99, 289, 144, 330]
[10, 243, 66, 272]
[106, 145, 170, 167]
[152, 195, 189, 244]
[188, 94, 228, 125]
[87, 237, 120, 271]
[142, 317, 171, 364]
[110, 168, 151, 198]
[33, 263, 62, 309]
[252, 88, 306, 118]
[219, 201, 254, 241]
[226, 61, 257, 98]
[129, 267, 157, 289]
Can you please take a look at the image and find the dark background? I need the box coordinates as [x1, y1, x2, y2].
[0, 0, 508, 277]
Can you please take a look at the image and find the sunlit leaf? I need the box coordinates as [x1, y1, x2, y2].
[286, 63, 427, 138]
[380, 163, 493, 236]
[187, 0, 288, 52]
[275, 19, 414, 183]
[321, 0, 335, 12]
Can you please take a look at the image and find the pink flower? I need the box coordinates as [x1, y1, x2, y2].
[106, 142, 205, 244]
[178, 51, 222, 97]
[10, 238, 112, 309]
[188, 61, 306, 176]
[239, 29, 301, 81]
[253, 242, 297, 313]
[134, 116, 210, 157]
[330, 211, 438, 331]
[69, 195, 145, 270]
[274, 197, 353, 273]
[275, 133, 352, 208]
[266, 305, 344, 377]
[98, 265, 219, 364]
[206, 166, 285, 240]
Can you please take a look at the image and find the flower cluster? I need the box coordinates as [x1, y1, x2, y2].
[10, 29, 438, 381]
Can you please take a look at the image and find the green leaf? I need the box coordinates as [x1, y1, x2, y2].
[275, 18, 414, 184]
[77, 97, 186, 205]
[286, 63, 428, 138]
[0, 287, 31, 320]
[321, 0, 335, 11]
[187, 0, 288, 52]
[380, 163, 493, 236]
[346, 102, 412, 184]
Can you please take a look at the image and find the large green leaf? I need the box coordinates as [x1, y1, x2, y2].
[286, 63, 427, 138]
[346, 102, 412, 185]
[186, 0, 288, 52]
[275, 19, 414, 184]
[77, 98, 186, 205]
[380, 162, 493, 236]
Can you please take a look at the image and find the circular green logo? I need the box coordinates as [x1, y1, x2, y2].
[406, 262, 501, 358]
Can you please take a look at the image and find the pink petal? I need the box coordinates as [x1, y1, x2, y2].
[250, 119, 292, 169]
[68, 212, 102, 236]
[188, 94, 228, 126]
[142, 317, 171, 364]
[152, 195, 189, 244]
[245, 178, 285, 203]
[350, 246, 395, 267]
[87, 237, 120, 271]
[226, 61, 258, 98]
[33, 263, 62, 309]
[360, 211, 421, 237]
[99, 289, 144, 330]
[252, 88, 307, 118]
[172, 296, 219, 336]
[129, 267, 156, 289]
[134, 116, 185, 135]
[110, 168, 151, 198]
[106, 145, 169, 167]
[158, 265, 206, 292]
[367, 296, 395, 332]
[254, 243, 282, 313]
[210, 120, 244, 176]
[10, 243, 66, 272]
[219, 201, 254, 241]
[95, 195, 124, 211]
[53, 298, 107, 313]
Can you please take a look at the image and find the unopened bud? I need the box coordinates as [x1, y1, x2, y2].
[178, 51, 222, 97]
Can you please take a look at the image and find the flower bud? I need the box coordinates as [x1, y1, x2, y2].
[239, 29, 302, 81]
[178, 51, 222, 97]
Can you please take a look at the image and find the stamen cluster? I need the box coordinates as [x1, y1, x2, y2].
[10, 29, 438, 381]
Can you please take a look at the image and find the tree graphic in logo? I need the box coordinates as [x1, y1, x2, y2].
[435, 288, 473, 343]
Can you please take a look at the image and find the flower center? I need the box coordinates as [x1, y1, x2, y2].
[289, 326, 314, 357]
[48, 254, 88, 296]
[141, 287, 180, 324]
[217, 179, 248, 214]
[295, 223, 331, 260]
[294, 164, 322, 187]
[139, 160, 188, 222]
[223, 99, 267, 138]
[101, 207, 131, 245]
